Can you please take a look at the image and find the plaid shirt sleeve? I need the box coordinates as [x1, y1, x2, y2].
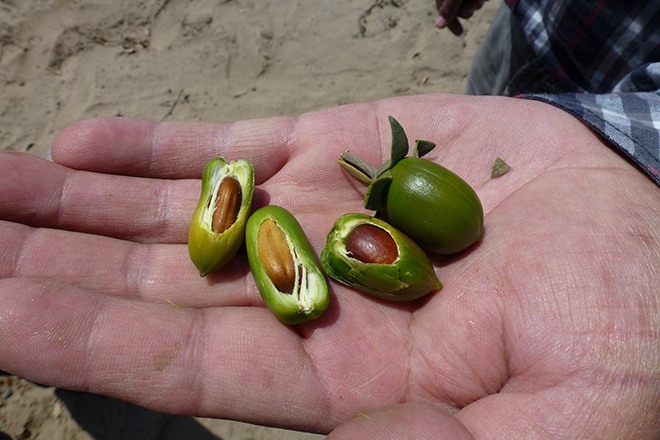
[523, 63, 660, 186]
[506, 0, 660, 186]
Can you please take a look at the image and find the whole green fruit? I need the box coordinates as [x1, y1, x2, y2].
[382, 157, 483, 254]
[339, 116, 484, 255]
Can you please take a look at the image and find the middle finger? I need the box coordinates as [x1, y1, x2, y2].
[0, 220, 260, 308]
[0, 151, 196, 244]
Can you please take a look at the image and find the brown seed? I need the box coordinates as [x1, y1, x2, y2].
[346, 224, 398, 264]
[212, 177, 242, 234]
[257, 218, 296, 293]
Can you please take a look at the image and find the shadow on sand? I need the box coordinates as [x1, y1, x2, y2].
[55, 389, 220, 440]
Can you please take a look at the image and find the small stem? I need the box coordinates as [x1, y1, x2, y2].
[338, 151, 377, 184]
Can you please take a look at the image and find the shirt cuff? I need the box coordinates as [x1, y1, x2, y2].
[521, 92, 660, 187]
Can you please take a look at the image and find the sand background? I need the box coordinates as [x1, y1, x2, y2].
[0, 0, 496, 438]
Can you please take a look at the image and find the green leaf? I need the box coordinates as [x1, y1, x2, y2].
[491, 157, 511, 178]
[388, 116, 409, 167]
[364, 172, 392, 211]
[413, 140, 436, 158]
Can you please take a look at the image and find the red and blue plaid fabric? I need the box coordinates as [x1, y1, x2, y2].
[506, 0, 660, 184]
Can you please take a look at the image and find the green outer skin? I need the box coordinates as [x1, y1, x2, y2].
[321, 214, 441, 302]
[382, 157, 484, 255]
[188, 158, 254, 276]
[246, 206, 330, 325]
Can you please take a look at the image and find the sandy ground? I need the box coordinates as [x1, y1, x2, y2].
[0, 0, 497, 438]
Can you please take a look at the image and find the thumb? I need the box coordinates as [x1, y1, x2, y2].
[327, 402, 475, 440]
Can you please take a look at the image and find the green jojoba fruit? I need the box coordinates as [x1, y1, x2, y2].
[188, 158, 254, 276]
[246, 206, 330, 324]
[321, 213, 441, 301]
[339, 116, 484, 255]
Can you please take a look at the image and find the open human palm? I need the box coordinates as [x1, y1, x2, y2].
[1, 95, 658, 439]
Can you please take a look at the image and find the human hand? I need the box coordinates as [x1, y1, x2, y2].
[435, 0, 488, 35]
[1, 94, 658, 438]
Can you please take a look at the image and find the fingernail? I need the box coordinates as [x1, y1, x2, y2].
[435, 15, 446, 28]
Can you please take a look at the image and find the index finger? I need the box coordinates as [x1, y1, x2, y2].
[49, 101, 393, 182]
[51, 116, 295, 180]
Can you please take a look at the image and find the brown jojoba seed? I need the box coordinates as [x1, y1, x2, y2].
[212, 177, 242, 234]
[257, 218, 297, 293]
[346, 224, 398, 264]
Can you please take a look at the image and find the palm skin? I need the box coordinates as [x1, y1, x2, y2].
[0, 95, 658, 439]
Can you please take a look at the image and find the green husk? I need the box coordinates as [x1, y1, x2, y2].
[246, 206, 329, 324]
[321, 213, 441, 302]
[188, 158, 254, 276]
